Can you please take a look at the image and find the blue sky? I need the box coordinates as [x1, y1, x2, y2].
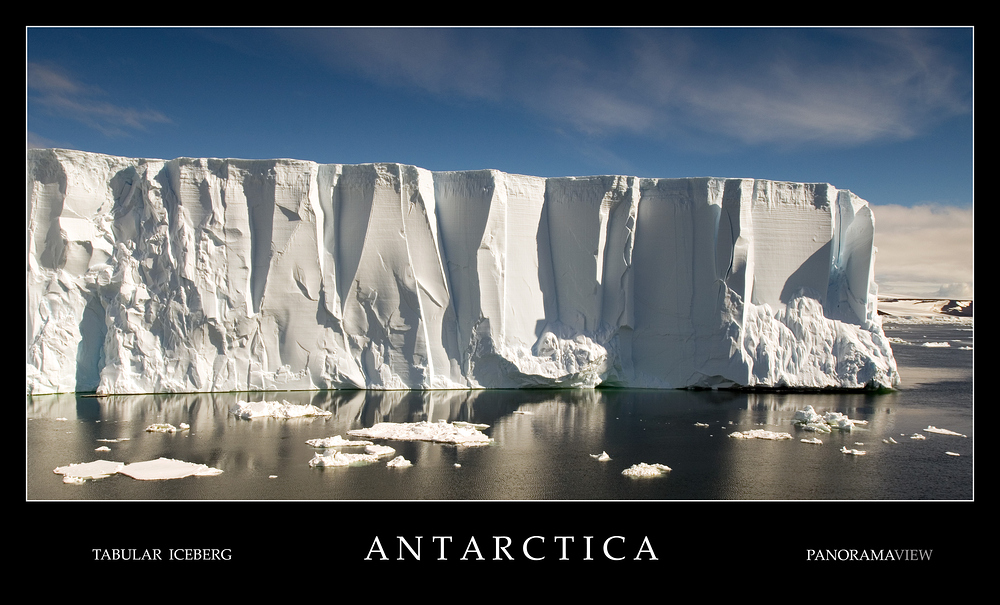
[25, 26, 974, 298]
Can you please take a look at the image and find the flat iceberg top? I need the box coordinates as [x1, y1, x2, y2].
[26, 148, 899, 395]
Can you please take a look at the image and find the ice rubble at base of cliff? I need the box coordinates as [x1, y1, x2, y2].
[26, 149, 899, 395]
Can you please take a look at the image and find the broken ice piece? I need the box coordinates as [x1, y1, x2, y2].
[145, 423, 179, 433]
[840, 446, 867, 456]
[230, 400, 332, 420]
[590, 451, 611, 461]
[728, 429, 792, 440]
[305, 436, 374, 448]
[923, 426, 967, 438]
[53, 460, 125, 482]
[348, 420, 492, 446]
[387, 456, 412, 468]
[118, 457, 223, 480]
[622, 463, 671, 477]
[800, 437, 823, 445]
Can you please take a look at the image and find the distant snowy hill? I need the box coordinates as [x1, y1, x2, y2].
[878, 297, 973, 324]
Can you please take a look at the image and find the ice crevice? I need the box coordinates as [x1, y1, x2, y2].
[26, 149, 900, 395]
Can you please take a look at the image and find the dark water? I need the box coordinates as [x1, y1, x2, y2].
[25, 322, 973, 501]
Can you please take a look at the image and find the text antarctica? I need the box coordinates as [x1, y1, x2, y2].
[365, 535, 657, 562]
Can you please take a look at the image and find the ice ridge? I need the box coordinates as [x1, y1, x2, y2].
[26, 149, 899, 395]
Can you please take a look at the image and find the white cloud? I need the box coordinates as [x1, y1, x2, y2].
[280, 27, 971, 149]
[27, 62, 170, 137]
[872, 203, 974, 298]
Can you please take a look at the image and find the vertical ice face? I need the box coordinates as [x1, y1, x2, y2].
[26, 149, 899, 394]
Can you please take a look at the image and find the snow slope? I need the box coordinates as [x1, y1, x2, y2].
[26, 149, 899, 394]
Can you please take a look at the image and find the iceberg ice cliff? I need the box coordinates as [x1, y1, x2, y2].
[26, 149, 899, 395]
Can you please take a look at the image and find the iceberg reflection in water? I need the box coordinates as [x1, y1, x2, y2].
[27, 323, 972, 501]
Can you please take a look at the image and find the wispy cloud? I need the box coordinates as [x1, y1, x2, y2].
[279, 27, 971, 150]
[873, 203, 974, 298]
[27, 62, 171, 138]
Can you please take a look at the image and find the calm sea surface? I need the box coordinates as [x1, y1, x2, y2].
[26, 322, 973, 501]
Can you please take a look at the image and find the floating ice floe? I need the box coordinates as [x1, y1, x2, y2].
[305, 435, 374, 448]
[622, 463, 672, 477]
[231, 400, 332, 420]
[924, 426, 967, 438]
[800, 437, 823, 445]
[347, 420, 492, 446]
[883, 437, 898, 444]
[792, 405, 867, 432]
[118, 457, 223, 480]
[694, 422, 710, 428]
[95, 445, 111, 452]
[922, 342, 951, 347]
[309, 445, 397, 467]
[145, 423, 181, 433]
[729, 429, 793, 440]
[387, 456, 412, 468]
[590, 451, 612, 461]
[53, 460, 125, 483]
[910, 433, 926, 440]
[840, 446, 867, 456]
[945, 451, 961, 457]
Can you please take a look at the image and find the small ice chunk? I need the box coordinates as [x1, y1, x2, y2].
[883, 437, 898, 444]
[801, 422, 832, 433]
[793, 406, 865, 431]
[922, 341, 951, 347]
[945, 451, 960, 456]
[308, 444, 396, 468]
[53, 460, 124, 482]
[622, 463, 671, 477]
[365, 444, 396, 457]
[230, 400, 332, 420]
[308, 452, 354, 467]
[694, 422, 709, 427]
[793, 405, 824, 424]
[95, 445, 111, 452]
[118, 457, 223, 480]
[800, 437, 823, 445]
[305, 436, 373, 448]
[910, 433, 927, 440]
[386, 456, 412, 468]
[590, 451, 611, 461]
[348, 420, 492, 446]
[840, 446, 867, 456]
[145, 423, 178, 433]
[728, 429, 792, 440]
[924, 426, 967, 438]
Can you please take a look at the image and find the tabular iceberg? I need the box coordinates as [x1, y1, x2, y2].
[26, 148, 899, 395]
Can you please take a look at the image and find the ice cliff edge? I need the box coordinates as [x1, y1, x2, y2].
[26, 148, 899, 395]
